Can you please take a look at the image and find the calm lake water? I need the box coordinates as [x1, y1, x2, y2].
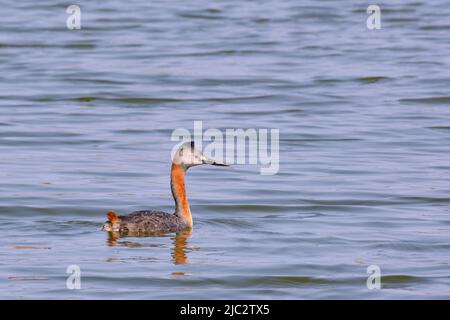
[1, 0, 450, 299]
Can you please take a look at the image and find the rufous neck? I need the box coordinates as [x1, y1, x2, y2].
[170, 163, 192, 228]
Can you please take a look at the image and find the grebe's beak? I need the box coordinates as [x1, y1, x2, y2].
[201, 155, 229, 166]
[210, 161, 229, 166]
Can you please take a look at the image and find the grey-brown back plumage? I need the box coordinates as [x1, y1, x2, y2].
[116, 210, 188, 234]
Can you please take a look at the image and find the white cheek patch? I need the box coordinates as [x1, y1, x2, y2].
[181, 154, 191, 164]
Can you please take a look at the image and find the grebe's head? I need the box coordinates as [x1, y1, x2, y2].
[172, 141, 228, 170]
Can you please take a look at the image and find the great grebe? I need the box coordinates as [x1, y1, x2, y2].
[102, 141, 228, 234]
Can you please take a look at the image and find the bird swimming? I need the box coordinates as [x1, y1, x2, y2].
[102, 141, 228, 235]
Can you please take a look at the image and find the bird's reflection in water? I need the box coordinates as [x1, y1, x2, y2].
[171, 230, 191, 265]
[106, 229, 192, 265]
